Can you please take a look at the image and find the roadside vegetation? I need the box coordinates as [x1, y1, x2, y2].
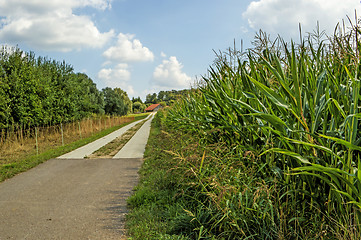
[0, 46, 134, 129]
[127, 19, 361, 239]
[0, 114, 148, 182]
[144, 89, 191, 106]
[0, 46, 151, 180]
[89, 118, 148, 158]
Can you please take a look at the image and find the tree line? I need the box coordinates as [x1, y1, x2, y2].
[144, 89, 191, 105]
[130, 90, 191, 113]
[0, 46, 132, 129]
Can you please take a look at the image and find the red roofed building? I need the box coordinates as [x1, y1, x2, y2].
[145, 103, 162, 112]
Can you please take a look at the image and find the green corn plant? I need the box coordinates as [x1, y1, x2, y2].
[164, 17, 361, 236]
[261, 22, 361, 226]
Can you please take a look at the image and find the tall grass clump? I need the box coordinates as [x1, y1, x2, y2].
[161, 18, 361, 238]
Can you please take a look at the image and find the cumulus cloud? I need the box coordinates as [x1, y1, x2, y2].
[152, 56, 192, 90]
[0, 0, 114, 51]
[160, 51, 167, 58]
[0, 0, 112, 14]
[97, 63, 134, 95]
[243, 0, 361, 39]
[103, 33, 154, 62]
[98, 32, 154, 96]
[98, 63, 130, 82]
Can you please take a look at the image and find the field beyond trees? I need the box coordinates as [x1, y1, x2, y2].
[127, 20, 361, 239]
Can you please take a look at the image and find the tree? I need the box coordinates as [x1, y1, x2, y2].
[157, 91, 166, 102]
[102, 87, 131, 116]
[0, 46, 107, 128]
[145, 93, 157, 104]
[75, 73, 104, 116]
[131, 96, 146, 113]
[144, 89, 192, 106]
[0, 46, 140, 130]
[0, 77, 10, 128]
[132, 101, 146, 113]
[114, 88, 132, 115]
[132, 96, 142, 103]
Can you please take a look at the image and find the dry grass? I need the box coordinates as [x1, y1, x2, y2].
[89, 120, 146, 158]
[0, 116, 135, 164]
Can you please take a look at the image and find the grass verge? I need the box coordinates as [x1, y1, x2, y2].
[126, 111, 356, 239]
[126, 112, 198, 240]
[89, 119, 147, 158]
[0, 114, 148, 182]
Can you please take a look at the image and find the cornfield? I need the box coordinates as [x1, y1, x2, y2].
[164, 18, 361, 238]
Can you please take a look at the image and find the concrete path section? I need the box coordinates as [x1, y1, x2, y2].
[113, 113, 154, 159]
[58, 115, 151, 159]
[0, 113, 156, 239]
[0, 158, 142, 239]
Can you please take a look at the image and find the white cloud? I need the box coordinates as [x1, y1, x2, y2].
[243, 0, 361, 39]
[152, 56, 192, 90]
[0, 0, 112, 14]
[97, 63, 134, 95]
[98, 64, 135, 95]
[160, 51, 167, 58]
[0, 0, 114, 51]
[98, 63, 130, 82]
[122, 84, 135, 96]
[103, 33, 154, 62]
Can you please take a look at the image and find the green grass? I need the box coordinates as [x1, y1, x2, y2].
[127, 19, 361, 239]
[0, 114, 148, 182]
[126, 113, 192, 240]
[127, 112, 151, 118]
[127, 112, 281, 239]
[90, 119, 147, 157]
[127, 111, 357, 239]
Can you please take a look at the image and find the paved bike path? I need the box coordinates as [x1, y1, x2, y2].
[113, 114, 154, 158]
[58, 114, 152, 159]
[0, 113, 155, 239]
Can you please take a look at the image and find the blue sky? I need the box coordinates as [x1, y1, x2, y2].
[0, 0, 360, 100]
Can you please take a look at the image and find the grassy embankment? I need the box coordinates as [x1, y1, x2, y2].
[127, 112, 191, 240]
[0, 113, 149, 182]
[128, 111, 289, 239]
[126, 20, 361, 239]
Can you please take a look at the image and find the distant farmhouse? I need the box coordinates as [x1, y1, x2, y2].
[145, 103, 162, 112]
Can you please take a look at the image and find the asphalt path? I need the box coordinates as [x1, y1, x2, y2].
[0, 113, 154, 239]
[113, 114, 154, 158]
[58, 113, 153, 159]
